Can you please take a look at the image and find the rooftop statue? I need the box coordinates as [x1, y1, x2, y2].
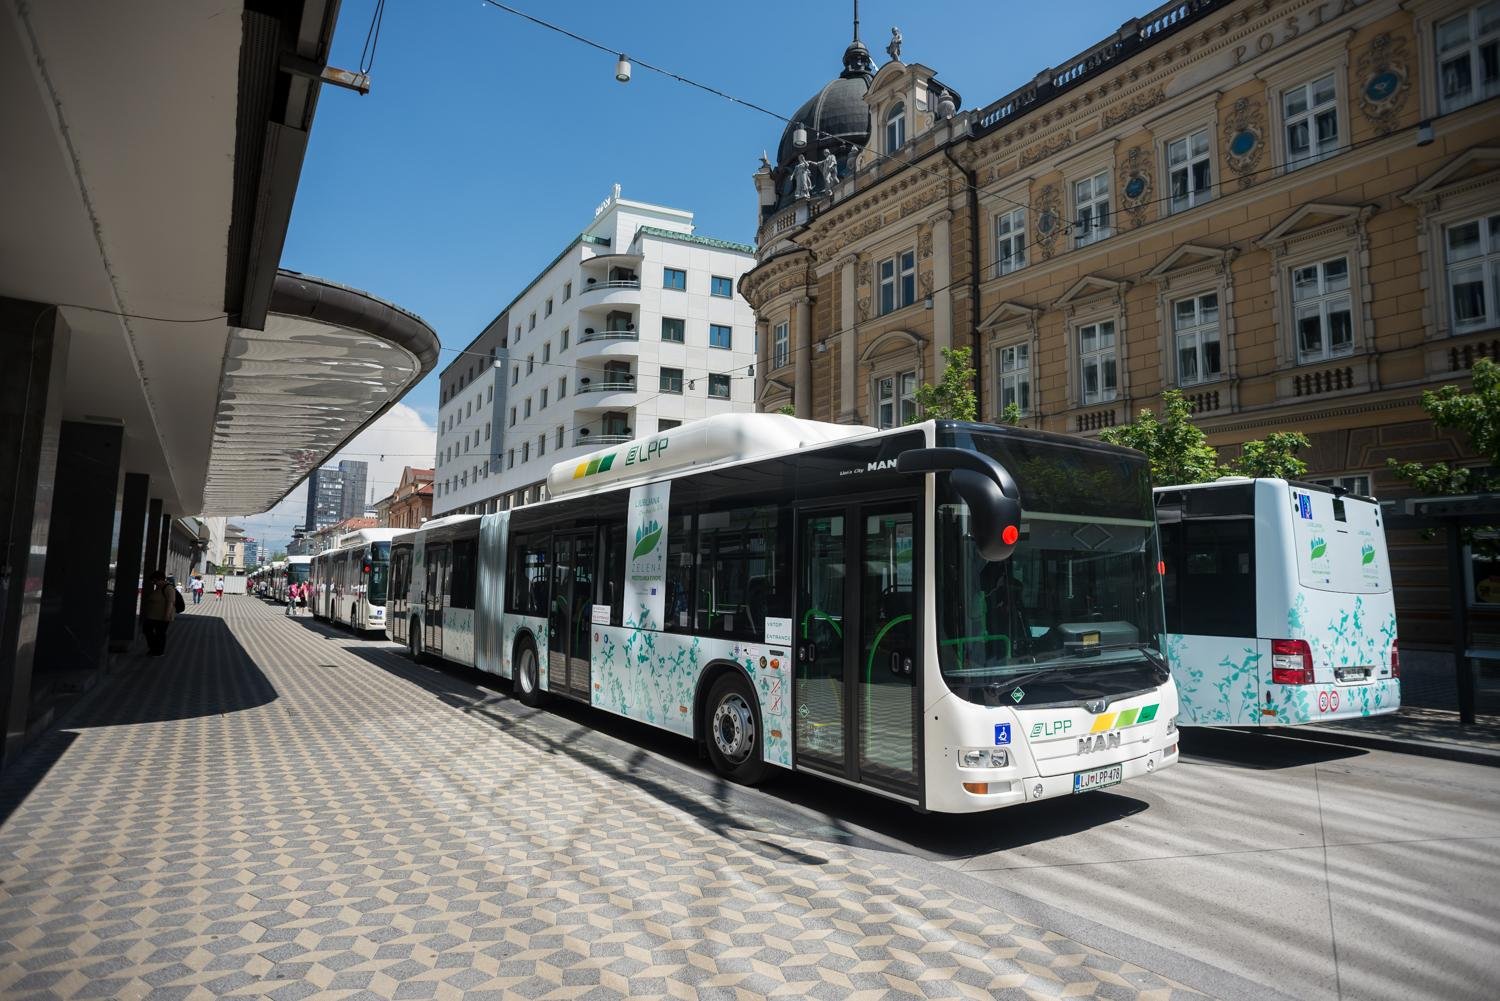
[887, 26, 902, 62]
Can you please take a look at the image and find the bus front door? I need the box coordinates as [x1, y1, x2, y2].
[425, 544, 448, 655]
[549, 530, 594, 700]
[795, 502, 919, 799]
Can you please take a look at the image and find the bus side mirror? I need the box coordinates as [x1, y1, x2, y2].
[896, 447, 1023, 562]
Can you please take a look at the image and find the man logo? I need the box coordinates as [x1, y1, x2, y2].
[1078, 732, 1121, 754]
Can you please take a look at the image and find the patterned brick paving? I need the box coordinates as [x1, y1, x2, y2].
[0, 599, 1203, 1000]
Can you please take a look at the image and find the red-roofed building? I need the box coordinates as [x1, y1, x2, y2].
[378, 467, 434, 530]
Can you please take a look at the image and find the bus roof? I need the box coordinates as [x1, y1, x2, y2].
[1155, 477, 1378, 504]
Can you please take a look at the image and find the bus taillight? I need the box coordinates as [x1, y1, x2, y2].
[1270, 639, 1315, 685]
[362, 562, 371, 575]
[1390, 640, 1400, 678]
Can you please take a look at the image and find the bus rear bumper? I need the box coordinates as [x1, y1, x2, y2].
[933, 743, 1178, 813]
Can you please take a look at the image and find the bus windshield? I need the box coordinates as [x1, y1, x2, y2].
[288, 563, 311, 584]
[368, 542, 391, 604]
[935, 429, 1166, 707]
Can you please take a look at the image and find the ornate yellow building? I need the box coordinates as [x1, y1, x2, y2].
[742, 0, 1500, 654]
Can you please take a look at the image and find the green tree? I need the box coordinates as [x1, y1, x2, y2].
[1229, 432, 1310, 479]
[999, 402, 1023, 426]
[775, 404, 797, 417]
[1098, 390, 1222, 486]
[1389, 358, 1500, 494]
[907, 346, 978, 423]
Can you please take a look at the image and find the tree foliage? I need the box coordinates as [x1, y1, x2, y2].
[1389, 358, 1500, 494]
[1228, 432, 1310, 479]
[999, 402, 1023, 426]
[775, 404, 797, 417]
[1098, 391, 1222, 486]
[908, 346, 978, 423]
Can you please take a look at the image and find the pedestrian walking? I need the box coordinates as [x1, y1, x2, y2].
[286, 581, 297, 616]
[140, 570, 182, 656]
[214, 578, 224, 601]
[190, 574, 204, 605]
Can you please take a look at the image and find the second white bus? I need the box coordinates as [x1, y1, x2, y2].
[1156, 478, 1400, 726]
[310, 528, 402, 633]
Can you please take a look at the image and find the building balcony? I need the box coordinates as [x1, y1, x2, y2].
[579, 327, 639, 343]
[576, 433, 632, 447]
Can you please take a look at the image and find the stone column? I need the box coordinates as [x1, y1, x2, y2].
[755, 319, 770, 407]
[143, 498, 164, 578]
[109, 473, 150, 651]
[794, 296, 813, 419]
[932, 210, 954, 356]
[839, 256, 858, 423]
[35, 421, 124, 683]
[0, 298, 69, 765]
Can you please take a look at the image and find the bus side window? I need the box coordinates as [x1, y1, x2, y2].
[451, 539, 478, 610]
[664, 512, 696, 632]
[1179, 520, 1254, 637]
[601, 524, 625, 627]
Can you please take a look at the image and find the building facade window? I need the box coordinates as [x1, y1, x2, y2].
[772, 321, 789, 369]
[540, 387, 548, 409]
[663, 267, 687, 291]
[545, 298, 553, 317]
[709, 324, 732, 349]
[507, 449, 514, 470]
[529, 312, 536, 331]
[1437, 3, 1500, 112]
[511, 366, 519, 386]
[885, 102, 906, 152]
[524, 398, 532, 418]
[561, 328, 569, 351]
[1174, 293, 1221, 385]
[1073, 171, 1111, 246]
[710, 276, 733, 297]
[1167, 129, 1213, 212]
[995, 208, 1026, 275]
[543, 342, 551, 363]
[1446, 213, 1500, 333]
[658, 418, 681, 432]
[509, 406, 516, 427]
[878, 250, 916, 315]
[1282, 74, 1340, 170]
[875, 371, 917, 428]
[1292, 257, 1353, 361]
[556, 426, 564, 449]
[558, 376, 567, 398]
[1077, 320, 1118, 404]
[522, 442, 529, 463]
[485, 422, 491, 440]
[486, 386, 493, 403]
[660, 367, 684, 393]
[564, 281, 572, 301]
[708, 373, 731, 399]
[538, 435, 546, 458]
[526, 355, 534, 375]
[996, 343, 1031, 416]
[662, 317, 685, 342]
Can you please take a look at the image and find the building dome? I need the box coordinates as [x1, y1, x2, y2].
[773, 40, 874, 207]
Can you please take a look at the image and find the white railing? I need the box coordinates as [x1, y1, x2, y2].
[579, 329, 638, 343]
[581, 279, 641, 293]
[575, 379, 635, 394]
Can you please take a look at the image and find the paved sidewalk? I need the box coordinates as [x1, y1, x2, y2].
[0, 599, 1201, 1000]
[1272, 706, 1500, 765]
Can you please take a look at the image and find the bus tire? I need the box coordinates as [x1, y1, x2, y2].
[703, 673, 767, 786]
[408, 620, 423, 662]
[350, 603, 359, 632]
[514, 640, 545, 707]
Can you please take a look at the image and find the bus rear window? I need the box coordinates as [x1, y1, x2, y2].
[1158, 486, 1255, 637]
[1288, 487, 1391, 594]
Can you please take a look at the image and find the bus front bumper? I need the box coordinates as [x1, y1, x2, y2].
[931, 743, 1178, 813]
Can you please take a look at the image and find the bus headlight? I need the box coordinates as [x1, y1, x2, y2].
[1166, 714, 1178, 735]
[960, 749, 1009, 768]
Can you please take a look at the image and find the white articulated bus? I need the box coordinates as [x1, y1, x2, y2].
[1156, 478, 1400, 726]
[310, 528, 402, 633]
[391, 414, 1179, 813]
[271, 556, 311, 604]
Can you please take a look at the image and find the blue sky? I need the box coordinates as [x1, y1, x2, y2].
[245, 0, 1140, 549]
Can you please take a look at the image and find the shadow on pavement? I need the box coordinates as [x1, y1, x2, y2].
[0, 612, 277, 826]
[342, 641, 1155, 862]
[1178, 725, 1367, 768]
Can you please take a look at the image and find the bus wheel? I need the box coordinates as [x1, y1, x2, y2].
[350, 603, 359, 631]
[704, 673, 767, 785]
[514, 642, 545, 708]
[408, 623, 422, 663]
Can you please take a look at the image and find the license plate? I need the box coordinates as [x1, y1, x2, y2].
[1073, 764, 1123, 794]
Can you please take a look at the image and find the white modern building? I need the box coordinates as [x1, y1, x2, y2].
[434, 186, 758, 515]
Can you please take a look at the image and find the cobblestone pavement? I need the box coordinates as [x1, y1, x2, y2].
[0, 599, 1203, 1000]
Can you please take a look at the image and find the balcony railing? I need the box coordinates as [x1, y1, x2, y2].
[576, 433, 632, 447]
[581, 279, 641, 293]
[575, 379, 635, 394]
[579, 328, 638, 343]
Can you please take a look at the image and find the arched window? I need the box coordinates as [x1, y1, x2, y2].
[885, 102, 907, 152]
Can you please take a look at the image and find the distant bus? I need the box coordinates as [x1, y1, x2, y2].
[1156, 479, 1399, 725]
[310, 528, 402, 633]
[389, 414, 1180, 814]
[272, 556, 311, 604]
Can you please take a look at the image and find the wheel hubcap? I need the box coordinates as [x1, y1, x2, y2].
[712, 693, 754, 763]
